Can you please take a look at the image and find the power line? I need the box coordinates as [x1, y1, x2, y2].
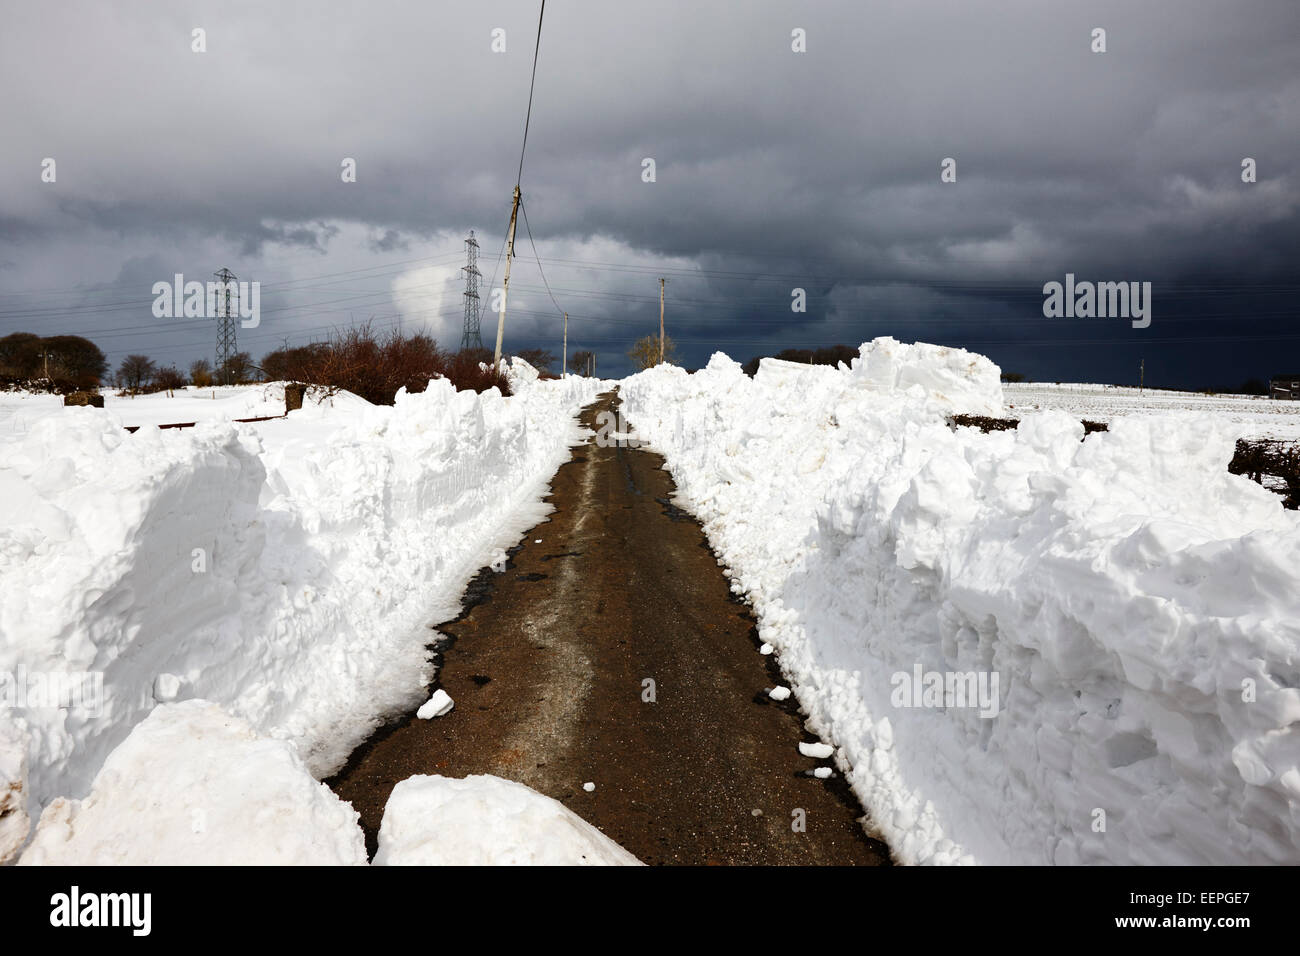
[490, 0, 548, 364]
[516, 0, 546, 190]
[519, 197, 564, 317]
[0, 249, 468, 318]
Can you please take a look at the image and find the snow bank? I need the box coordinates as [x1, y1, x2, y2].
[19, 700, 366, 865]
[374, 774, 642, 866]
[0, 722, 28, 863]
[1, 371, 606, 832]
[620, 336, 1300, 865]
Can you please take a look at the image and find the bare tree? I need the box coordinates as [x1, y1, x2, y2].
[117, 354, 156, 393]
[570, 350, 595, 376]
[515, 348, 556, 373]
[189, 358, 213, 387]
[218, 351, 256, 385]
[627, 334, 676, 371]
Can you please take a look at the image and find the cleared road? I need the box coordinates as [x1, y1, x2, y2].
[328, 391, 890, 866]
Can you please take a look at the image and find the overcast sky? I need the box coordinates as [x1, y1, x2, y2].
[1, 0, 1297, 383]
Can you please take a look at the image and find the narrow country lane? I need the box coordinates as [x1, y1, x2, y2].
[328, 391, 890, 865]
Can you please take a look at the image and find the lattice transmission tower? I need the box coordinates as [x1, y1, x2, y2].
[461, 231, 483, 351]
[213, 267, 239, 383]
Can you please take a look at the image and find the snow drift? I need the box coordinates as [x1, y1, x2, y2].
[0, 370, 605, 850]
[619, 336, 1300, 865]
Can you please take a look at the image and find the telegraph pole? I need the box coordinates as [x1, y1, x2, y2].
[493, 187, 522, 367]
[658, 278, 666, 364]
[562, 311, 568, 378]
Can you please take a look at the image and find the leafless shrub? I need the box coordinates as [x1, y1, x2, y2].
[261, 325, 510, 405]
[1230, 439, 1300, 509]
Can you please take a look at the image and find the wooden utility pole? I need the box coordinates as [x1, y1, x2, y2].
[493, 185, 522, 367]
[658, 277, 666, 364]
[562, 312, 568, 378]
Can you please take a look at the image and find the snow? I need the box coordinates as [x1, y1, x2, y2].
[19, 702, 640, 866]
[416, 688, 454, 719]
[374, 774, 641, 866]
[583, 781, 596, 792]
[620, 336, 1300, 865]
[0, 383, 289, 434]
[1, 369, 607, 840]
[1004, 382, 1300, 441]
[18, 700, 367, 865]
[9, 336, 1297, 867]
[0, 722, 28, 863]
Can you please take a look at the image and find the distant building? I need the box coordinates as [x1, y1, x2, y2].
[1271, 375, 1300, 399]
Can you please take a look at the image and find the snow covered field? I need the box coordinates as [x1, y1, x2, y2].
[0, 383, 289, 434]
[621, 339, 1300, 865]
[1005, 383, 1300, 441]
[1, 366, 611, 863]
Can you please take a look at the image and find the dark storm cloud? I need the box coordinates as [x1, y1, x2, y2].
[0, 0, 1296, 382]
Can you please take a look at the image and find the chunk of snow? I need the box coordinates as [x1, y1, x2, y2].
[153, 673, 183, 703]
[583, 781, 595, 792]
[374, 774, 640, 866]
[768, 686, 792, 701]
[0, 723, 29, 864]
[416, 689, 454, 719]
[18, 701, 367, 865]
[759, 643, 774, 655]
[799, 741, 835, 759]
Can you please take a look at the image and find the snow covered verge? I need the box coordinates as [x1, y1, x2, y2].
[619, 337, 1300, 865]
[18, 701, 639, 865]
[1, 366, 607, 857]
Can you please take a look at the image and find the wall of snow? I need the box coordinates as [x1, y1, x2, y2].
[619, 336, 1300, 865]
[0, 372, 605, 834]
